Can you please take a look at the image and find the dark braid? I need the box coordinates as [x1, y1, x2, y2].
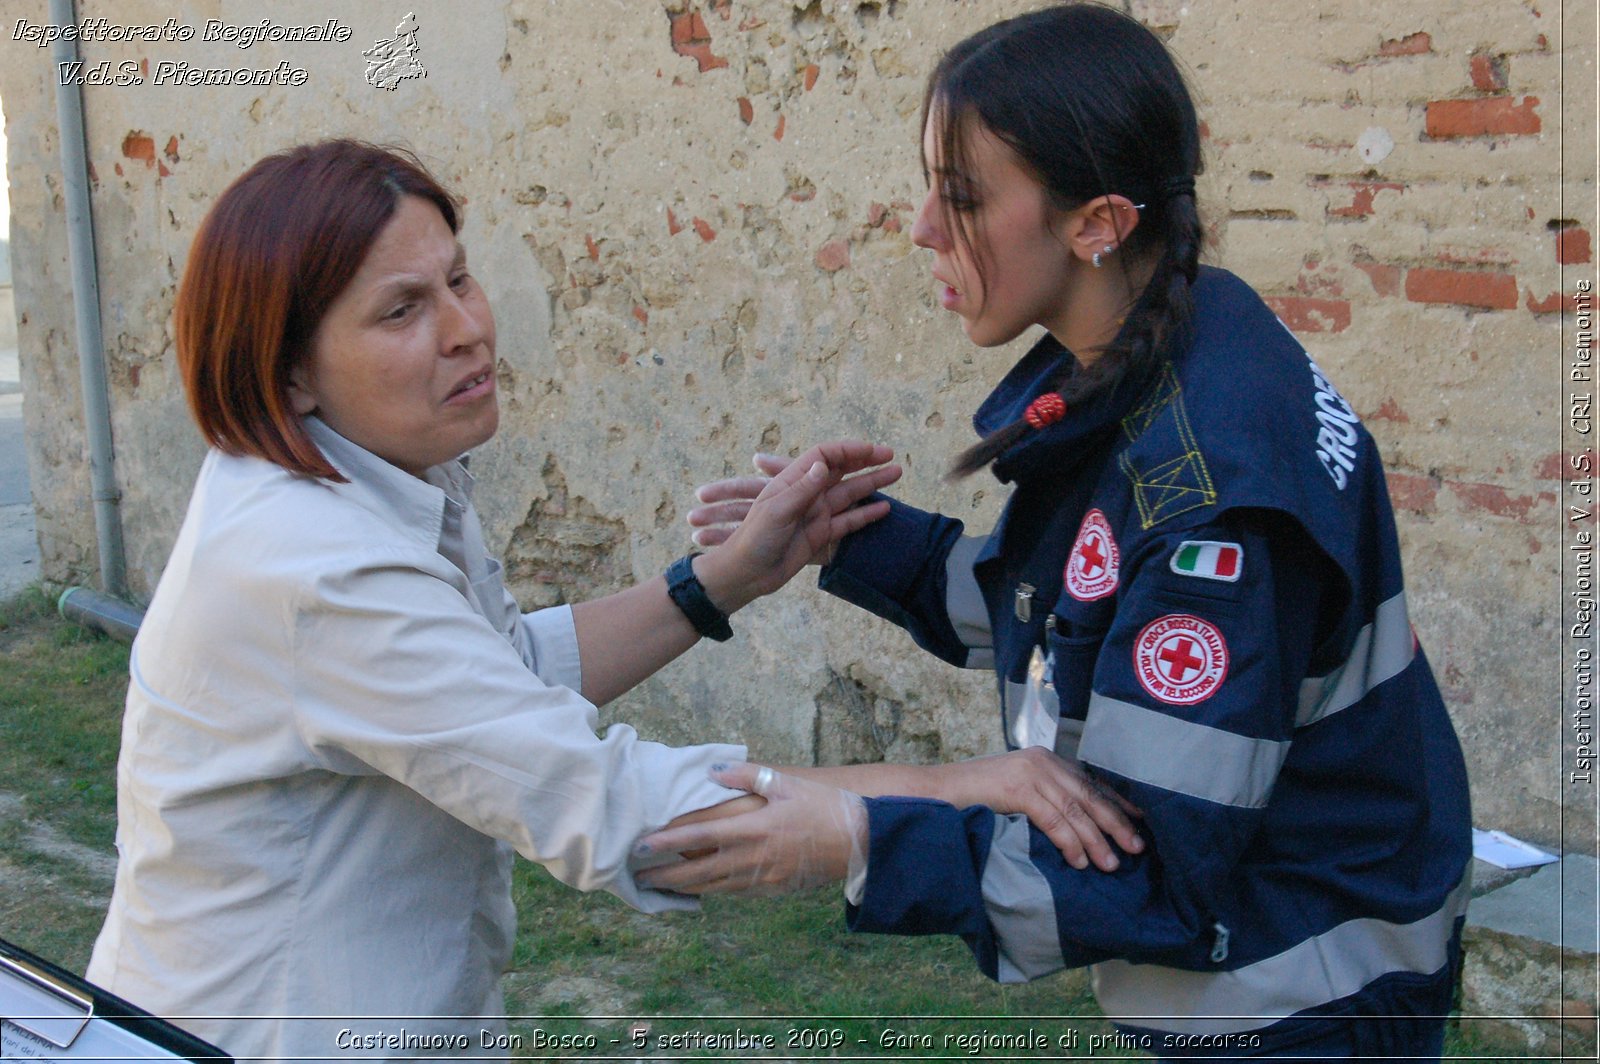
[934, 3, 1205, 479]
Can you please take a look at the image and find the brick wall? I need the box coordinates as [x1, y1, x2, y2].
[0, 0, 1592, 848]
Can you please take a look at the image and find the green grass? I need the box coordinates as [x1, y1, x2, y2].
[0, 583, 1548, 1060]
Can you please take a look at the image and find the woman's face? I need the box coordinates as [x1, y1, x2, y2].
[910, 113, 1078, 348]
[290, 195, 498, 477]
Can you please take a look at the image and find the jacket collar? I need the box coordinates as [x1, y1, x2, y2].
[975, 331, 1157, 486]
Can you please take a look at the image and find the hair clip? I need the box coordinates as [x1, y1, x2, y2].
[1024, 392, 1067, 429]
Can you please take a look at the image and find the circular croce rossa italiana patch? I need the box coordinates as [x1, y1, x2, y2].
[1133, 613, 1230, 706]
[1065, 509, 1120, 601]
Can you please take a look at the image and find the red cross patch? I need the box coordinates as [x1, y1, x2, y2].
[1134, 614, 1229, 706]
[1065, 509, 1120, 601]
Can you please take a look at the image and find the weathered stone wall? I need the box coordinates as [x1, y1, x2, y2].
[1, 0, 1593, 849]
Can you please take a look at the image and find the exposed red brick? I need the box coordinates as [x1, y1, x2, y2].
[669, 10, 704, 45]
[1366, 398, 1410, 423]
[773, 114, 786, 141]
[114, 162, 124, 177]
[1470, 53, 1508, 92]
[1557, 227, 1593, 265]
[668, 10, 728, 73]
[866, 203, 902, 232]
[1537, 451, 1594, 481]
[585, 234, 600, 261]
[1434, 246, 1517, 267]
[815, 239, 850, 272]
[803, 63, 820, 92]
[711, 0, 731, 19]
[128, 363, 142, 390]
[692, 217, 716, 242]
[632, 305, 649, 325]
[158, 161, 171, 178]
[1526, 290, 1577, 314]
[1446, 480, 1553, 523]
[788, 186, 816, 203]
[1329, 181, 1404, 219]
[1264, 296, 1351, 333]
[1386, 473, 1438, 514]
[1355, 262, 1402, 297]
[1425, 96, 1541, 138]
[163, 135, 180, 163]
[1379, 31, 1431, 56]
[666, 207, 683, 236]
[122, 132, 156, 166]
[1404, 267, 1518, 310]
[1295, 260, 1344, 297]
[737, 96, 753, 124]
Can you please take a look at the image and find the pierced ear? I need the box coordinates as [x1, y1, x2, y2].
[1070, 194, 1143, 262]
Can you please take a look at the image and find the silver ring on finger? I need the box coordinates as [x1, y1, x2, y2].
[753, 765, 776, 796]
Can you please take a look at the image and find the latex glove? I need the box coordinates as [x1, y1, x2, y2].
[927, 747, 1144, 872]
[633, 763, 866, 896]
[691, 451, 891, 565]
[698, 443, 900, 610]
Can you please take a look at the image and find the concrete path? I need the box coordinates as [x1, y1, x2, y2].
[0, 346, 39, 600]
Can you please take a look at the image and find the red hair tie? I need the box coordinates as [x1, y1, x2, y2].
[1024, 392, 1067, 429]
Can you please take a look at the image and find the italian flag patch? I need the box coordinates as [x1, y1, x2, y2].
[1170, 541, 1243, 582]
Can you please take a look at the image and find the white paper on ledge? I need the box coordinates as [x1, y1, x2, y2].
[1472, 828, 1559, 870]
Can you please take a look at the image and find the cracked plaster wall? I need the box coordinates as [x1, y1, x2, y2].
[0, 0, 1592, 850]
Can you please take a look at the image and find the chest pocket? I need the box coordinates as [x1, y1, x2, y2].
[1046, 594, 1116, 727]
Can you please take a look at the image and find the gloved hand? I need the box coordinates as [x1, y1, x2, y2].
[926, 747, 1143, 872]
[632, 763, 866, 896]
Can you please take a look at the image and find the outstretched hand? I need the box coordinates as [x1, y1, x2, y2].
[928, 747, 1144, 872]
[693, 451, 886, 566]
[633, 764, 866, 896]
[696, 444, 899, 611]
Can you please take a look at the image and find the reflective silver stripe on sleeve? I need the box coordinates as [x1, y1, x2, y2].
[1090, 870, 1471, 1035]
[1296, 591, 1414, 728]
[1079, 694, 1289, 808]
[1055, 717, 1084, 762]
[945, 535, 994, 670]
[982, 812, 1068, 983]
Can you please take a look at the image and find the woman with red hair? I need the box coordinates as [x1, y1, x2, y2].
[86, 139, 1130, 1061]
[81, 139, 905, 1059]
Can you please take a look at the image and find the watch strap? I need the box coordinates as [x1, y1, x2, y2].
[665, 553, 733, 642]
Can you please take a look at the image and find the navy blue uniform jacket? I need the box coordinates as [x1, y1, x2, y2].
[820, 267, 1472, 1040]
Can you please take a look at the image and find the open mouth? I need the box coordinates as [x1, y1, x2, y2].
[447, 370, 493, 401]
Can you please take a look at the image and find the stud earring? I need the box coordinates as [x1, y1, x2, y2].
[1092, 244, 1114, 269]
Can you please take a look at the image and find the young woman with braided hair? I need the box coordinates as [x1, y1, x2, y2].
[639, 3, 1471, 1058]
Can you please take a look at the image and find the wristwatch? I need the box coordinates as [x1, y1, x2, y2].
[665, 553, 733, 642]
